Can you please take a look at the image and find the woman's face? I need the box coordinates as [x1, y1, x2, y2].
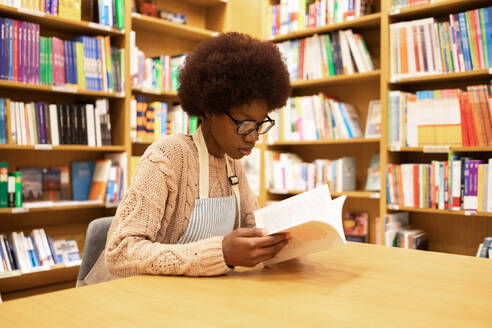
[205, 99, 269, 159]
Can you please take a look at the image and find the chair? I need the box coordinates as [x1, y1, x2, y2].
[76, 216, 114, 287]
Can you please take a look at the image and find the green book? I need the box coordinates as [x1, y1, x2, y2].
[465, 11, 478, 70]
[0, 162, 8, 208]
[478, 8, 489, 68]
[115, 0, 125, 29]
[324, 34, 335, 76]
[13, 171, 22, 208]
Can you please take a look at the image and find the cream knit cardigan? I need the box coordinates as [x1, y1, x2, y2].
[105, 134, 258, 277]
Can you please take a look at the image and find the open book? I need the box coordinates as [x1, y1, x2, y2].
[255, 185, 347, 265]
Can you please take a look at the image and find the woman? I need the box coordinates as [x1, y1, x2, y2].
[87, 32, 291, 282]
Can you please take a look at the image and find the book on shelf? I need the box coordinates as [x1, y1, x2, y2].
[0, 230, 81, 275]
[267, 93, 363, 143]
[391, 0, 447, 10]
[277, 28, 375, 82]
[265, 151, 355, 193]
[384, 212, 428, 250]
[130, 31, 186, 92]
[386, 157, 492, 212]
[476, 236, 492, 258]
[390, 7, 492, 80]
[365, 153, 380, 191]
[130, 98, 198, 143]
[0, 98, 113, 146]
[255, 185, 347, 265]
[0, 0, 124, 28]
[0, 16, 125, 92]
[343, 212, 369, 243]
[388, 84, 492, 148]
[1, 164, 22, 208]
[267, 0, 377, 37]
[364, 99, 381, 138]
[19, 167, 43, 202]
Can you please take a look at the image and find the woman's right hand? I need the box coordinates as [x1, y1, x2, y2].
[222, 228, 290, 267]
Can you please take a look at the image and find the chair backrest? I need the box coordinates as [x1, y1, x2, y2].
[77, 216, 114, 283]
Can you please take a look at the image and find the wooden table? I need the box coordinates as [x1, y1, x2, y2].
[1, 242, 491, 327]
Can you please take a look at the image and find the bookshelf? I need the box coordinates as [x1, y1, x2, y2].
[261, 0, 492, 256]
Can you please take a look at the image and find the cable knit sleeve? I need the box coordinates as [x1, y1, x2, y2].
[235, 160, 259, 228]
[105, 144, 231, 277]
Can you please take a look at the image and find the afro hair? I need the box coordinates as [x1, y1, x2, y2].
[178, 32, 291, 117]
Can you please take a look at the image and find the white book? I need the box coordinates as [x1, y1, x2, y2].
[0, 235, 9, 272]
[345, 29, 367, 73]
[401, 164, 414, 208]
[338, 31, 355, 74]
[49, 104, 59, 146]
[8, 100, 16, 145]
[488, 158, 492, 212]
[451, 160, 462, 210]
[39, 228, 55, 265]
[31, 229, 48, 267]
[85, 104, 96, 147]
[482, 164, 488, 212]
[255, 185, 346, 265]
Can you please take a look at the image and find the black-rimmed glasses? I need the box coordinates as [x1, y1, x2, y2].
[225, 112, 275, 136]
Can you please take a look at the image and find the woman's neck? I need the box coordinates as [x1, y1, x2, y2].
[200, 121, 225, 158]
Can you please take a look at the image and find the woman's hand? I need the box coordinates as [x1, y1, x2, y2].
[222, 228, 290, 267]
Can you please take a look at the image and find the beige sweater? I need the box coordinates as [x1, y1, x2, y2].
[105, 134, 258, 277]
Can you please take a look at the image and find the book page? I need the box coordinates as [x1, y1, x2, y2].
[255, 185, 347, 265]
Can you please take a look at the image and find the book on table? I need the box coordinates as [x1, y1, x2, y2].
[254, 185, 346, 265]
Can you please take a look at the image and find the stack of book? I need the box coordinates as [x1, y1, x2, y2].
[267, 0, 377, 37]
[277, 29, 375, 81]
[390, 6, 492, 80]
[266, 152, 355, 193]
[384, 212, 428, 250]
[0, 17, 125, 92]
[386, 157, 492, 212]
[0, 162, 21, 208]
[130, 31, 186, 92]
[130, 98, 198, 143]
[267, 94, 363, 143]
[0, 230, 81, 275]
[0, 98, 112, 146]
[388, 84, 492, 148]
[0, 0, 125, 28]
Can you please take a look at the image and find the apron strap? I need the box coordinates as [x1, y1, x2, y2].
[192, 126, 242, 228]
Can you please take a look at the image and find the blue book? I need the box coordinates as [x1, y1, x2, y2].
[338, 103, 354, 138]
[71, 41, 78, 85]
[47, 236, 58, 264]
[0, 18, 5, 80]
[29, 236, 41, 267]
[71, 161, 95, 201]
[458, 13, 473, 71]
[484, 7, 492, 67]
[8, 19, 13, 81]
[0, 98, 5, 144]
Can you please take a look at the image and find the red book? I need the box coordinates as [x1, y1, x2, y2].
[458, 91, 469, 146]
[413, 164, 419, 208]
[475, 85, 492, 146]
[298, 39, 305, 80]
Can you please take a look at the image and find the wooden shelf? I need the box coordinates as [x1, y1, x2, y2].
[291, 70, 380, 89]
[0, 4, 124, 36]
[268, 190, 380, 199]
[390, 145, 492, 153]
[0, 145, 125, 152]
[270, 13, 381, 42]
[181, 0, 227, 6]
[0, 80, 124, 98]
[390, 0, 491, 20]
[131, 13, 217, 41]
[132, 88, 179, 100]
[268, 138, 380, 146]
[0, 263, 79, 293]
[387, 205, 492, 217]
[390, 69, 492, 85]
[0, 201, 117, 214]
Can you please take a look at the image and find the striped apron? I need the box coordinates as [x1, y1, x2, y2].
[177, 126, 241, 244]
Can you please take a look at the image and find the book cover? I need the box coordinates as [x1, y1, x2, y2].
[0, 162, 8, 208]
[255, 185, 347, 265]
[42, 169, 61, 201]
[19, 167, 43, 202]
[71, 161, 95, 201]
[88, 159, 111, 201]
[343, 212, 369, 243]
[53, 239, 81, 264]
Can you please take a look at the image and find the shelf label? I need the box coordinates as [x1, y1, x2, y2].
[0, 270, 22, 279]
[388, 204, 399, 210]
[370, 192, 380, 199]
[12, 207, 29, 213]
[116, 92, 125, 98]
[489, 68, 492, 75]
[267, 35, 274, 40]
[52, 85, 78, 93]
[65, 259, 82, 267]
[390, 8, 401, 15]
[212, 32, 220, 37]
[132, 12, 141, 18]
[390, 76, 400, 83]
[34, 144, 53, 150]
[88, 22, 112, 31]
[18, 8, 45, 16]
[464, 211, 477, 216]
[423, 145, 450, 153]
[142, 88, 161, 94]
